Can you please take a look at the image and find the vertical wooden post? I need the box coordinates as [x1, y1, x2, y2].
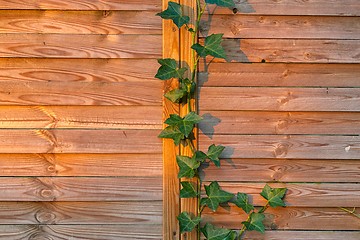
[162, 0, 181, 239]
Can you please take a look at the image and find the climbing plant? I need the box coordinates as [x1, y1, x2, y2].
[156, 0, 287, 239]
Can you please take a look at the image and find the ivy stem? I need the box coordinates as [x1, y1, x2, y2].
[340, 207, 360, 219]
[238, 213, 251, 239]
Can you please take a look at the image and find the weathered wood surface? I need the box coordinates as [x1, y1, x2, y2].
[203, 159, 360, 183]
[199, 111, 360, 135]
[0, 10, 161, 34]
[0, 201, 162, 224]
[0, 34, 161, 58]
[200, 87, 360, 111]
[0, 81, 162, 105]
[0, 58, 159, 83]
[203, 207, 360, 230]
[202, 39, 360, 63]
[201, 15, 360, 39]
[0, 129, 161, 153]
[200, 63, 360, 87]
[241, 231, 360, 240]
[0, 177, 162, 201]
[0, 225, 162, 240]
[0, 153, 162, 177]
[0, 0, 162, 10]
[200, 134, 360, 159]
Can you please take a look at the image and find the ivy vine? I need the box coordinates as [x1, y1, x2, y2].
[156, 1, 287, 239]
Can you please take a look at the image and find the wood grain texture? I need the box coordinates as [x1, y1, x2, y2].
[200, 63, 360, 87]
[241, 231, 360, 240]
[201, 15, 360, 39]
[202, 0, 360, 16]
[0, 81, 162, 105]
[0, 0, 162, 10]
[0, 153, 162, 177]
[0, 10, 161, 34]
[0, 34, 161, 58]
[0, 177, 162, 201]
[202, 159, 360, 183]
[199, 87, 360, 111]
[0, 201, 162, 224]
[200, 134, 360, 159]
[202, 183, 360, 207]
[0, 58, 159, 83]
[0, 225, 162, 240]
[0, 106, 162, 129]
[203, 39, 360, 63]
[0, 129, 161, 153]
[203, 207, 360, 230]
[199, 111, 360, 135]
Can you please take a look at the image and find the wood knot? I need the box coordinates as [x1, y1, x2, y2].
[270, 166, 286, 181]
[40, 189, 56, 200]
[273, 143, 289, 158]
[35, 210, 57, 224]
[103, 10, 112, 17]
[29, 233, 53, 240]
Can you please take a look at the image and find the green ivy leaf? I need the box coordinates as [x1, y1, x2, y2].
[155, 58, 187, 80]
[180, 181, 198, 198]
[164, 114, 183, 126]
[195, 150, 208, 162]
[242, 212, 265, 233]
[191, 34, 226, 59]
[156, 1, 190, 28]
[158, 125, 184, 145]
[163, 112, 202, 138]
[231, 192, 254, 214]
[201, 223, 237, 240]
[164, 89, 187, 103]
[177, 155, 200, 178]
[206, 144, 225, 167]
[201, 181, 234, 211]
[177, 212, 201, 233]
[205, 0, 235, 8]
[260, 184, 287, 208]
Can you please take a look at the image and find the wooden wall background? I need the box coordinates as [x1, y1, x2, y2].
[0, 0, 164, 239]
[198, 0, 360, 239]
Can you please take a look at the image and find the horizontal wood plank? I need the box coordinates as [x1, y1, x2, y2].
[203, 159, 360, 183]
[0, 225, 162, 239]
[202, 39, 360, 63]
[0, 153, 162, 177]
[0, 81, 162, 105]
[200, 87, 360, 111]
[0, 177, 162, 201]
[200, 63, 360, 87]
[199, 111, 360, 135]
[0, 34, 161, 58]
[241, 231, 360, 240]
[201, 15, 360, 39]
[0, 129, 161, 153]
[201, 183, 360, 207]
[203, 0, 360, 16]
[0, 10, 161, 34]
[200, 134, 360, 159]
[0, 201, 162, 224]
[203, 207, 360, 230]
[0, 0, 161, 10]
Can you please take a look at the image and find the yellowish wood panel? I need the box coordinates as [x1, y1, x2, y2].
[0, 153, 162, 177]
[0, 34, 161, 58]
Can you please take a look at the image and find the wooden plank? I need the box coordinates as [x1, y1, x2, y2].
[0, 106, 162, 129]
[0, 177, 162, 201]
[202, 183, 360, 207]
[200, 87, 360, 112]
[0, 129, 161, 153]
[0, 0, 162, 10]
[203, 159, 360, 183]
[0, 201, 162, 224]
[202, 39, 360, 63]
[200, 63, 360, 87]
[0, 10, 161, 34]
[200, 135, 360, 159]
[241, 231, 360, 240]
[203, 207, 360, 230]
[0, 34, 161, 58]
[0, 58, 159, 83]
[201, 15, 360, 39]
[202, 0, 360, 16]
[0, 225, 162, 240]
[0, 153, 162, 177]
[199, 111, 360, 135]
[0, 81, 162, 106]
